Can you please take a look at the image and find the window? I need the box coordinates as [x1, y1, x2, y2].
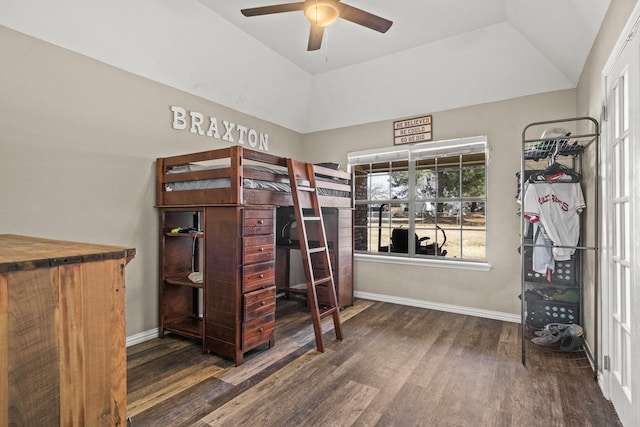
[349, 136, 487, 262]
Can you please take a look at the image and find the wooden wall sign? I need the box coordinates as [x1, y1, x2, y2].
[393, 115, 432, 145]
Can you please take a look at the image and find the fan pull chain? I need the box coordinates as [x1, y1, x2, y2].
[314, 0, 319, 24]
[325, 27, 329, 62]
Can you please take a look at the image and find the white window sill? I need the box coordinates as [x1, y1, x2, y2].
[355, 253, 492, 271]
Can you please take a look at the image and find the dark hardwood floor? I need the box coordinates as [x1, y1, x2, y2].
[127, 298, 621, 426]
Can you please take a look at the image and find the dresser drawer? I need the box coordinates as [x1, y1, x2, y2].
[244, 234, 275, 264]
[242, 312, 275, 351]
[244, 286, 276, 321]
[244, 209, 274, 236]
[243, 261, 275, 293]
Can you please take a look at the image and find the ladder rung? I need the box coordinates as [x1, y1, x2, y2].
[319, 307, 338, 318]
[298, 186, 315, 192]
[308, 247, 326, 254]
[314, 276, 332, 286]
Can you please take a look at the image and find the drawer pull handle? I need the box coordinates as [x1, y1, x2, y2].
[261, 301, 266, 306]
[258, 220, 264, 225]
[259, 247, 265, 252]
[259, 273, 264, 278]
[258, 327, 264, 333]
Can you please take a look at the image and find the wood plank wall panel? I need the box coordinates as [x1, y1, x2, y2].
[80, 261, 112, 425]
[109, 260, 128, 427]
[7, 268, 60, 426]
[58, 263, 86, 426]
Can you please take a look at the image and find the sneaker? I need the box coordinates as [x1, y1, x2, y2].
[565, 324, 584, 337]
[534, 323, 569, 337]
[531, 329, 563, 348]
[559, 334, 584, 352]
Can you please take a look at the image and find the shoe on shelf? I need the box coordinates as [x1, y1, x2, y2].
[535, 322, 583, 336]
[534, 323, 569, 337]
[531, 329, 563, 348]
[565, 324, 584, 337]
[559, 334, 584, 352]
[532, 322, 585, 349]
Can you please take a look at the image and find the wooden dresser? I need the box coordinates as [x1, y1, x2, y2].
[0, 234, 135, 426]
[203, 206, 276, 365]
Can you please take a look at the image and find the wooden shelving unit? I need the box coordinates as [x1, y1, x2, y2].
[159, 208, 205, 346]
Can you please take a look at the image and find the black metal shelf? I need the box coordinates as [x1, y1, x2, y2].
[519, 117, 599, 377]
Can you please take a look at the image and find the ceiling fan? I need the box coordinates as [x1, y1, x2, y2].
[241, 0, 393, 51]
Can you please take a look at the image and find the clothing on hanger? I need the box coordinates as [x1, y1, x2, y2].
[523, 180, 585, 261]
[529, 161, 582, 182]
[532, 223, 555, 281]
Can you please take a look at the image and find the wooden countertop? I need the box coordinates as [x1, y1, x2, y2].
[0, 234, 136, 273]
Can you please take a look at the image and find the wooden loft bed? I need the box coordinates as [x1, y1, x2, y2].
[155, 146, 354, 365]
[156, 146, 353, 208]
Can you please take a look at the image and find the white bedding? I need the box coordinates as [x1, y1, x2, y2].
[165, 163, 309, 193]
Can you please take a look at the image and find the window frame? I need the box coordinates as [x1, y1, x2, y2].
[348, 135, 489, 269]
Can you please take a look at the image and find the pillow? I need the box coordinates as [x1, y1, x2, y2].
[315, 162, 340, 170]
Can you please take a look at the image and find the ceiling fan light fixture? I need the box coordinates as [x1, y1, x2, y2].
[304, 2, 339, 27]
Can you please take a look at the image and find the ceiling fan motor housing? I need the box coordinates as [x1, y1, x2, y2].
[304, 1, 340, 27]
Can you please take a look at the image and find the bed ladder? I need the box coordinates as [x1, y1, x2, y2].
[286, 158, 343, 353]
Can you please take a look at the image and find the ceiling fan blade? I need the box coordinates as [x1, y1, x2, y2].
[308, 24, 324, 51]
[339, 3, 393, 33]
[241, 2, 305, 17]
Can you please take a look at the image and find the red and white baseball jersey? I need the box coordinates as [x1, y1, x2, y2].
[523, 182, 585, 261]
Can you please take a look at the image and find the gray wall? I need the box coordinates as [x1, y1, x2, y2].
[0, 26, 303, 337]
[303, 90, 576, 316]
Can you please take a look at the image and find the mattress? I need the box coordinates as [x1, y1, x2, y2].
[165, 163, 347, 196]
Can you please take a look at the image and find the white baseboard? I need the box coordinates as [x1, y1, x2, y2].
[126, 328, 159, 347]
[354, 291, 521, 323]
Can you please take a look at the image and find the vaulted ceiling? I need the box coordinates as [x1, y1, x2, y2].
[0, 0, 610, 133]
[200, 0, 608, 81]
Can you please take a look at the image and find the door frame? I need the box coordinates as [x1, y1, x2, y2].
[600, 0, 640, 412]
